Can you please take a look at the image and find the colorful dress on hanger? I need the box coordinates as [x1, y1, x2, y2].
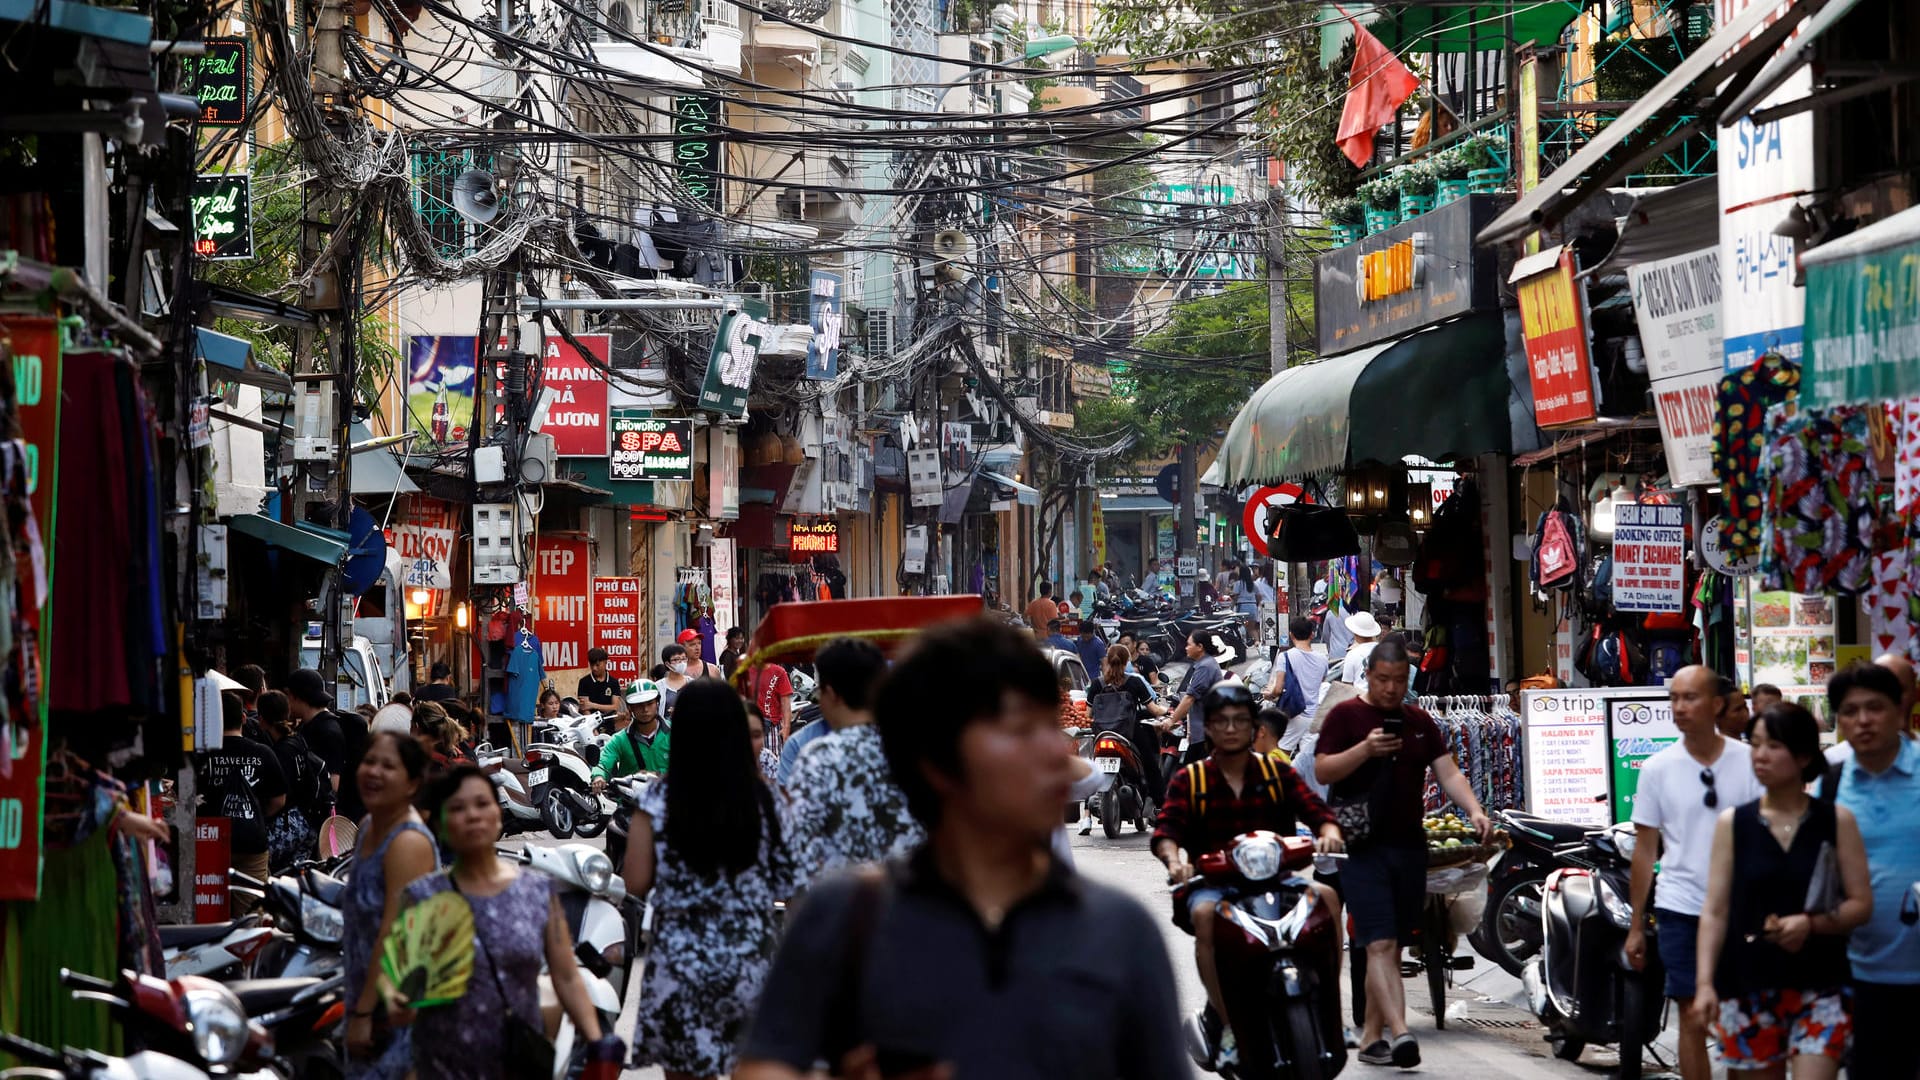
[1757, 404, 1872, 595]
[1713, 352, 1801, 560]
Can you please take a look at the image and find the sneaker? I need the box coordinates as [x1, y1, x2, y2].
[1216, 1025, 1239, 1069]
[1344, 1027, 1360, 1049]
[1358, 1040, 1394, 1066]
[1390, 1033, 1420, 1068]
[1078, 820, 1093, 836]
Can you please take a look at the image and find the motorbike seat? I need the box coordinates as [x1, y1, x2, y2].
[1504, 812, 1590, 845]
[160, 922, 246, 949]
[225, 977, 325, 1015]
[302, 869, 348, 907]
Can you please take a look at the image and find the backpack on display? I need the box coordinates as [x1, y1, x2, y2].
[1532, 508, 1580, 591]
[1415, 480, 1482, 596]
[1646, 638, 1686, 683]
[1582, 555, 1614, 612]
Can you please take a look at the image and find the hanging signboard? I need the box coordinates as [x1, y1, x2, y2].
[1611, 503, 1687, 614]
[1629, 249, 1724, 485]
[192, 818, 233, 923]
[1089, 500, 1107, 567]
[1609, 696, 1680, 823]
[388, 497, 457, 590]
[672, 94, 723, 212]
[1700, 514, 1761, 577]
[1314, 195, 1503, 355]
[698, 304, 766, 417]
[590, 577, 643, 685]
[1242, 482, 1312, 558]
[804, 270, 844, 380]
[609, 413, 694, 481]
[1520, 690, 1613, 830]
[1515, 247, 1599, 427]
[406, 336, 478, 451]
[191, 174, 253, 261]
[532, 536, 591, 671]
[709, 537, 737, 635]
[1740, 584, 1837, 717]
[789, 521, 840, 553]
[1803, 229, 1920, 409]
[508, 334, 609, 458]
[185, 38, 249, 126]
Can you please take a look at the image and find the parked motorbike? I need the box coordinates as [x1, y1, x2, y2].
[1081, 727, 1155, 839]
[56, 967, 274, 1077]
[0, 1031, 221, 1080]
[601, 773, 658, 874]
[1522, 823, 1665, 1071]
[1466, 809, 1591, 976]
[160, 915, 275, 980]
[232, 865, 345, 980]
[1174, 832, 1346, 1080]
[477, 740, 609, 840]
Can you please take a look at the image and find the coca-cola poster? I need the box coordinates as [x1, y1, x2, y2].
[406, 336, 477, 451]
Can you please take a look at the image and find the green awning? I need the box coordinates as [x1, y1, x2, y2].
[1321, 2, 1582, 66]
[1203, 314, 1511, 487]
[227, 513, 349, 566]
[1802, 204, 1920, 408]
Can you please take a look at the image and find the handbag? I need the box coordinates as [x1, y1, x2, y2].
[1276, 651, 1309, 719]
[1268, 503, 1361, 562]
[1803, 840, 1841, 916]
[455, 877, 556, 1079]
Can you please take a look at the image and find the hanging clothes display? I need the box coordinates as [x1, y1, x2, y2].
[1756, 403, 1873, 595]
[1712, 352, 1801, 560]
[1416, 696, 1523, 815]
[752, 564, 819, 614]
[503, 628, 545, 722]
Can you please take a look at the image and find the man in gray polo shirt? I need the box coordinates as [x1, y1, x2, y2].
[739, 617, 1190, 1080]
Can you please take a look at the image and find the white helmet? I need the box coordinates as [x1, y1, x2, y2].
[624, 679, 662, 705]
[788, 669, 817, 703]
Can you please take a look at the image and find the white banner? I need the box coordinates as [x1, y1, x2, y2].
[1718, 40, 1811, 371]
[1630, 249, 1723, 485]
[1612, 504, 1687, 614]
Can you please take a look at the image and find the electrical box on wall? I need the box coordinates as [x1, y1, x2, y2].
[472, 502, 523, 584]
[292, 377, 335, 461]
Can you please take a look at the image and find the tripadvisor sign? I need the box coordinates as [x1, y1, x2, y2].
[1803, 230, 1920, 408]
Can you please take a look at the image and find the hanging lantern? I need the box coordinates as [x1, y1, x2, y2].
[1407, 482, 1434, 525]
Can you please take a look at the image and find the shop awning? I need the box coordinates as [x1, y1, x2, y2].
[197, 326, 295, 396]
[1478, 0, 1811, 247]
[1104, 494, 1174, 513]
[1718, 0, 1880, 124]
[981, 470, 1040, 507]
[1588, 177, 1719, 276]
[1800, 204, 1920, 408]
[227, 513, 349, 566]
[1203, 314, 1511, 487]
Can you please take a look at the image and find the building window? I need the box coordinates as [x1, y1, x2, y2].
[411, 148, 496, 259]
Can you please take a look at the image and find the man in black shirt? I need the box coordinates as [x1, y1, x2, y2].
[739, 617, 1189, 1080]
[414, 661, 459, 703]
[196, 692, 286, 913]
[285, 668, 368, 820]
[576, 648, 621, 718]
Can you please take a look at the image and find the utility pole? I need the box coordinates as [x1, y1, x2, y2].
[1176, 442, 1197, 605]
[1268, 182, 1288, 376]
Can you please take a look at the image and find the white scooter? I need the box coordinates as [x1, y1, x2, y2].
[476, 739, 611, 840]
[159, 915, 276, 979]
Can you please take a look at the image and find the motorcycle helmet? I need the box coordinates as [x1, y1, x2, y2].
[625, 679, 662, 705]
[788, 668, 817, 704]
[1203, 681, 1257, 718]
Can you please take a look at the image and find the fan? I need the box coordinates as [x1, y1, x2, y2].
[380, 891, 477, 1009]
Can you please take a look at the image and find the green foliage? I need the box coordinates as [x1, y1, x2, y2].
[1358, 174, 1400, 210]
[202, 140, 399, 414]
[1323, 196, 1364, 226]
[1395, 160, 1436, 199]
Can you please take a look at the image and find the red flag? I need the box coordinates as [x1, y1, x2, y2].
[1336, 23, 1420, 168]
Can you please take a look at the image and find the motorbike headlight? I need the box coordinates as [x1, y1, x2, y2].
[301, 892, 345, 944]
[183, 984, 249, 1066]
[574, 850, 616, 896]
[1230, 836, 1284, 883]
[1596, 876, 1633, 929]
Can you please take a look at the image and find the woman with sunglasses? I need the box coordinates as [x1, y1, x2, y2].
[1693, 703, 1871, 1079]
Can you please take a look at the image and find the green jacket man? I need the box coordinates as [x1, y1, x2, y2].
[591, 679, 669, 788]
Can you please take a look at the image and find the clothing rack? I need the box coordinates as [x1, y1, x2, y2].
[1417, 695, 1524, 815]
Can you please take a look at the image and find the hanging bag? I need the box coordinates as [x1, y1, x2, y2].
[1268, 502, 1361, 562]
[1275, 650, 1310, 719]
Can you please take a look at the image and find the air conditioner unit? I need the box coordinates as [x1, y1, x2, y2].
[867, 310, 892, 359]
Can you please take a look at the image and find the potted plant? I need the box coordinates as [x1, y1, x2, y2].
[1396, 160, 1436, 221]
[1359, 175, 1400, 234]
[1456, 131, 1509, 193]
[1324, 197, 1365, 245]
[1431, 145, 1471, 205]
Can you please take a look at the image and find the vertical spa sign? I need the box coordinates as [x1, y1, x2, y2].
[803, 270, 844, 381]
[191, 174, 253, 261]
[1515, 247, 1599, 427]
[673, 95, 723, 211]
[184, 38, 249, 126]
[699, 302, 767, 417]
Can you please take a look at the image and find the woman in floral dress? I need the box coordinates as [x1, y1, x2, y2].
[623, 679, 796, 1080]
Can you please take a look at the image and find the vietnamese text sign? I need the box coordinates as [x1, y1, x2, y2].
[1612, 504, 1686, 613]
[192, 174, 253, 261]
[591, 577, 643, 685]
[1803, 233, 1920, 408]
[609, 413, 694, 481]
[1516, 249, 1598, 427]
[185, 38, 249, 125]
[804, 270, 844, 380]
[1631, 249, 1724, 485]
[1609, 696, 1679, 823]
[673, 95, 723, 212]
[699, 306, 765, 417]
[516, 334, 609, 457]
[192, 818, 232, 923]
[789, 521, 840, 553]
[532, 536, 591, 670]
[389, 497, 457, 591]
[1521, 690, 1613, 829]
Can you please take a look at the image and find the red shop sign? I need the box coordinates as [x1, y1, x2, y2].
[1516, 248, 1599, 428]
[193, 817, 233, 923]
[591, 577, 644, 686]
[532, 536, 592, 671]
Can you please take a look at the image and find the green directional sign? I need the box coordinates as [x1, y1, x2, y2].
[1804, 232, 1920, 408]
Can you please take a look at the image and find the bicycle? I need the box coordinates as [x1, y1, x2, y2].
[1346, 861, 1488, 1031]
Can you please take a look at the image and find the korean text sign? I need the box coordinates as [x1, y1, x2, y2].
[1516, 249, 1598, 426]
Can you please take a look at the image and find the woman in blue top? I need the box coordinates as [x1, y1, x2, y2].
[342, 732, 439, 1080]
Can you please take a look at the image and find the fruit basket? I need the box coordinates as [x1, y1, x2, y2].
[1423, 813, 1497, 867]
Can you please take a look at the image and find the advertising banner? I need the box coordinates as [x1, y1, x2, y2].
[532, 536, 591, 671]
[1611, 504, 1687, 613]
[191, 174, 253, 261]
[1738, 584, 1837, 719]
[406, 336, 477, 451]
[1630, 249, 1724, 485]
[1520, 690, 1613, 830]
[531, 334, 610, 458]
[804, 270, 844, 380]
[1719, 55, 1811, 371]
[610, 413, 694, 481]
[192, 818, 232, 923]
[389, 497, 457, 590]
[184, 38, 249, 125]
[1803, 231, 1920, 408]
[699, 305, 766, 417]
[1609, 697, 1680, 823]
[1516, 248, 1599, 427]
[790, 521, 840, 553]
[708, 426, 739, 520]
[709, 538, 737, 635]
[590, 577, 643, 685]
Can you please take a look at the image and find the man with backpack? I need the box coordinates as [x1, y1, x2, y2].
[1156, 682, 1344, 1070]
[258, 689, 330, 871]
[1263, 616, 1327, 756]
[196, 692, 287, 912]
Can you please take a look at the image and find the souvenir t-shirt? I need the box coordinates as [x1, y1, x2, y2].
[504, 630, 545, 722]
[1315, 699, 1447, 850]
[196, 734, 288, 855]
[1629, 736, 1761, 916]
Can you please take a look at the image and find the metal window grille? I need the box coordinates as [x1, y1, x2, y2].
[411, 148, 496, 259]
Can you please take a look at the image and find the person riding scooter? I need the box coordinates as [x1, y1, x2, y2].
[1154, 681, 1345, 1070]
[591, 680, 669, 791]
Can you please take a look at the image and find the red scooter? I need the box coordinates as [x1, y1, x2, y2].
[1174, 832, 1347, 1080]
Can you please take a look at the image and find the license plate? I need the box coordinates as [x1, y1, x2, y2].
[529, 767, 550, 786]
[1096, 757, 1122, 773]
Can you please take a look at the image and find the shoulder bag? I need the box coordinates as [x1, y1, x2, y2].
[1275, 651, 1309, 719]
[455, 875, 556, 1078]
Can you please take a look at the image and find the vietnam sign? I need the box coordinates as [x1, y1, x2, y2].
[184, 38, 249, 126]
[539, 334, 609, 457]
[804, 270, 843, 380]
[192, 174, 252, 261]
[1803, 226, 1920, 408]
[1629, 249, 1722, 485]
[1612, 504, 1686, 614]
[609, 413, 694, 481]
[699, 304, 766, 417]
[789, 521, 839, 553]
[1516, 248, 1598, 427]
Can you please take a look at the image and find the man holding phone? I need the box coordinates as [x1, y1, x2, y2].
[1316, 639, 1490, 1069]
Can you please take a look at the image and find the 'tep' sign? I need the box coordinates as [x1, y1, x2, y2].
[532, 536, 591, 670]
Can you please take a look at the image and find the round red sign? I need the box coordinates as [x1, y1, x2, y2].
[1243, 483, 1312, 557]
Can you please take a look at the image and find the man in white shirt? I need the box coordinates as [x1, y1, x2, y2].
[1625, 665, 1762, 1080]
[1338, 611, 1384, 684]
